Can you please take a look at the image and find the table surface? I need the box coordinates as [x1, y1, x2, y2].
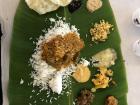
[1, 0, 140, 105]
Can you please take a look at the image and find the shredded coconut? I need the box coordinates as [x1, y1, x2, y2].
[49, 73, 62, 94]
[36, 17, 79, 46]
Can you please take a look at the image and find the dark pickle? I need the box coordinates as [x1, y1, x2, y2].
[68, 0, 82, 13]
[76, 89, 94, 105]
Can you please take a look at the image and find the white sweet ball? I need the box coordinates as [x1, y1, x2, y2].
[133, 39, 140, 56]
[132, 8, 140, 27]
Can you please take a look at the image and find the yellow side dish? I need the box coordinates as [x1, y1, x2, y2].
[72, 64, 91, 83]
[91, 67, 113, 91]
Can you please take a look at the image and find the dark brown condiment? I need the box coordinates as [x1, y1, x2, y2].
[105, 96, 118, 105]
[41, 32, 84, 70]
[77, 89, 94, 105]
[68, 0, 82, 13]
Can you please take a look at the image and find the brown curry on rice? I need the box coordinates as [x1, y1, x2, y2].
[41, 32, 84, 69]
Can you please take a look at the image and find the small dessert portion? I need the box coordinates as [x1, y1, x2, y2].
[90, 20, 113, 42]
[105, 96, 118, 105]
[72, 64, 91, 83]
[86, 0, 102, 13]
[41, 32, 84, 69]
[68, 0, 82, 13]
[91, 67, 113, 91]
[25, 0, 59, 14]
[91, 48, 117, 68]
[76, 89, 94, 105]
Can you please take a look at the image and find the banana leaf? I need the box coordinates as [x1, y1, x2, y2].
[8, 0, 128, 105]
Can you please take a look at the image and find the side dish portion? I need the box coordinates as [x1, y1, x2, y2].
[90, 20, 113, 42]
[76, 89, 94, 105]
[72, 64, 91, 83]
[92, 67, 113, 91]
[91, 48, 117, 68]
[105, 96, 118, 105]
[87, 0, 102, 13]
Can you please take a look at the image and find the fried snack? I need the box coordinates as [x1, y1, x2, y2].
[25, 0, 59, 14]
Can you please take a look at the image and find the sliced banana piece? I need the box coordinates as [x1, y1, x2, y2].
[25, 0, 59, 14]
[50, 0, 72, 6]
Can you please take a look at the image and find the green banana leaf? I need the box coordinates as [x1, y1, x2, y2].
[8, 0, 128, 105]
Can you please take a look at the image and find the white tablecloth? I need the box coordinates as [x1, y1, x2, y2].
[1, 0, 140, 105]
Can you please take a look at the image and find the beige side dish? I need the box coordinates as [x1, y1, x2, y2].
[90, 20, 113, 42]
[86, 0, 102, 12]
[91, 48, 117, 68]
[72, 64, 91, 83]
[106, 96, 118, 105]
